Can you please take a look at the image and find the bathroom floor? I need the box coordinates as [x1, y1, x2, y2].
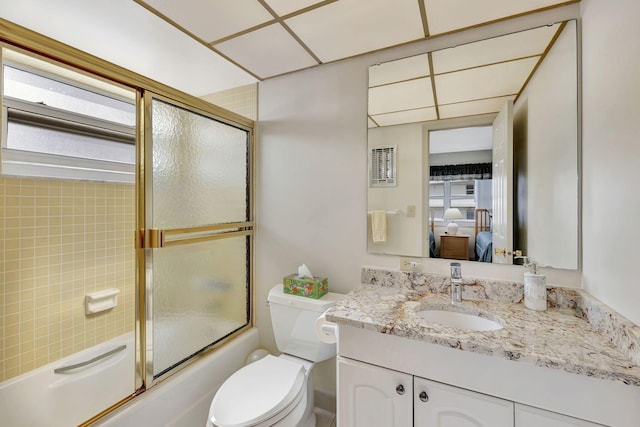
[315, 407, 336, 427]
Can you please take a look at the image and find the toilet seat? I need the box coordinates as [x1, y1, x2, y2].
[210, 355, 306, 427]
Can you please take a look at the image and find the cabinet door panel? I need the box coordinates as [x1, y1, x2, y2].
[515, 404, 604, 426]
[414, 377, 513, 427]
[337, 357, 412, 427]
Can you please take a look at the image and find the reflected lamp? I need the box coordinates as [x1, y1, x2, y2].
[443, 208, 464, 235]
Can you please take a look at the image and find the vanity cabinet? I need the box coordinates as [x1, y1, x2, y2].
[515, 404, 604, 427]
[338, 357, 512, 427]
[337, 357, 412, 427]
[414, 376, 513, 426]
[337, 356, 603, 427]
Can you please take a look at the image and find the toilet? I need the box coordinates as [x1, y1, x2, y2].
[206, 284, 343, 427]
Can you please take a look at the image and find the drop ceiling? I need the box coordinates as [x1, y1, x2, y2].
[135, 0, 576, 81]
[368, 21, 570, 127]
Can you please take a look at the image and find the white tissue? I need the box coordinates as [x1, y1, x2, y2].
[297, 264, 314, 279]
[315, 309, 338, 344]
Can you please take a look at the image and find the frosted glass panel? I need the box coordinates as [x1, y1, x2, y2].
[152, 236, 249, 376]
[152, 99, 249, 228]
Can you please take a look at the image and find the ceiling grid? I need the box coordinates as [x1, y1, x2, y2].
[133, 0, 577, 124]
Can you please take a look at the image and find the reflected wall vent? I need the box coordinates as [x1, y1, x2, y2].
[370, 145, 397, 187]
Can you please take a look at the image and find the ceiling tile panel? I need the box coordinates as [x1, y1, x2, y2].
[368, 78, 434, 115]
[285, 0, 424, 63]
[423, 0, 570, 35]
[431, 24, 558, 74]
[371, 107, 438, 127]
[263, 0, 323, 16]
[438, 95, 514, 119]
[141, 0, 273, 42]
[369, 54, 431, 87]
[434, 57, 538, 105]
[215, 24, 318, 78]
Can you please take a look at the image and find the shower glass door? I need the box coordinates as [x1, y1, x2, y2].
[141, 92, 253, 382]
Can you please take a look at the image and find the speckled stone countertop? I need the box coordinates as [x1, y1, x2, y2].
[325, 268, 640, 387]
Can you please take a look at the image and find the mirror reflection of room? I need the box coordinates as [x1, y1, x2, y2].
[367, 20, 578, 270]
[428, 126, 493, 262]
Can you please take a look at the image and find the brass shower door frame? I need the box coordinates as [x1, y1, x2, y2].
[0, 17, 255, 424]
[136, 90, 255, 388]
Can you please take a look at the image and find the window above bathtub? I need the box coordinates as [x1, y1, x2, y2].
[1, 48, 136, 183]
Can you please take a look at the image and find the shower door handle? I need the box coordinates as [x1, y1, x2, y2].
[54, 344, 126, 374]
[139, 222, 254, 249]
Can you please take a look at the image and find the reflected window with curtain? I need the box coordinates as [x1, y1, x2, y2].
[429, 164, 492, 221]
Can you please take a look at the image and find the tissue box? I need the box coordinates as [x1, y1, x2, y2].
[283, 274, 328, 299]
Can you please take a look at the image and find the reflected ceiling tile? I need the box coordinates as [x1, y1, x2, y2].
[369, 77, 434, 115]
[369, 54, 431, 87]
[263, 0, 322, 16]
[141, 0, 273, 43]
[285, 0, 424, 63]
[215, 24, 318, 78]
[371, 107, 438, 127]
[431, 24, 558, 74]
[423, 0, 568, 35]
[439, 95, 514, 119]
[434, 57, 538, 104]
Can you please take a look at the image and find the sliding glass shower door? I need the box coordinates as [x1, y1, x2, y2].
[139, 92, 253, 383]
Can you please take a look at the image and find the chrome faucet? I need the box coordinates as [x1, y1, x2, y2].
[450, 262, 462, 304]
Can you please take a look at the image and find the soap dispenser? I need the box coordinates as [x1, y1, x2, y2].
[523, 261, 547, 311]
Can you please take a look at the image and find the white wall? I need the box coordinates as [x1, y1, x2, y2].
[581, 0, 640, 326]
[514, 20, 579, 270]
[368, 124, 424, 256]
[256, 4, 583, 396]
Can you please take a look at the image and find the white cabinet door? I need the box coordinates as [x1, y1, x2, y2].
[414, 377, 513, 427]
[515, 404, 604, 426]
[337, 357, 412, 427]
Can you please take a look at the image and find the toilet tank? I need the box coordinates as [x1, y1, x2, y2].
[267, 284, 343, 362]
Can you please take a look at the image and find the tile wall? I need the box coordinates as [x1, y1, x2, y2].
[0, 177, 135, 381]
[201, 83, 258, 121]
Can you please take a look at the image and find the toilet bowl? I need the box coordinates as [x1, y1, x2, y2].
[206, 285, 342, 427]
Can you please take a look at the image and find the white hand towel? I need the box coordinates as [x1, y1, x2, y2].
[371, 210, 387, 243]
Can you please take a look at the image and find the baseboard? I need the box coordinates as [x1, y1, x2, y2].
[314, 388, 336, 414]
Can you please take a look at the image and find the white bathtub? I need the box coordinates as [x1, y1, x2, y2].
[96, 328, 259, 427]
[0, 328, 259, 427]
[0, 332, 135, 427]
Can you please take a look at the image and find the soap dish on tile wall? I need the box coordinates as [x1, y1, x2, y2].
[85, 288, 120, 315]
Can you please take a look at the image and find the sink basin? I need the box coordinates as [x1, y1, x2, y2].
[417, 309, 503, 331]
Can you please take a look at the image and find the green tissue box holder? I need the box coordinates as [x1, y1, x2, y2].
[283, 274, 328, 299]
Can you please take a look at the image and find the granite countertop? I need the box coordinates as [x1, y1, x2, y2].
[326, 274, 640, 387]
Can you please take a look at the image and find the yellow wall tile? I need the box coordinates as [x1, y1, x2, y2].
[1, 177, 135, 381]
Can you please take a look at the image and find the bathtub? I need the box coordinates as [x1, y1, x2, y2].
[0, 328, 259, 427]
[0, 332, 135, 427]
[96, 327, 259, 427]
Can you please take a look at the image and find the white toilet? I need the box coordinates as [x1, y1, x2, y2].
[206, 284, 343, 427]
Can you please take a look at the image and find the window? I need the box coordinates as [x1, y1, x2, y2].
[430, 179, 478, 220]
[1, 49, 136, 182]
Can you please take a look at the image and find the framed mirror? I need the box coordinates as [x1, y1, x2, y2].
[367, 21, 578, 270]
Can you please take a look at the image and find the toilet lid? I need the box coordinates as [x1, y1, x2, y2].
[210, 355, 305, 427]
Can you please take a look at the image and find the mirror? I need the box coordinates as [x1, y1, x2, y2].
[367, 21, 578, 270]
